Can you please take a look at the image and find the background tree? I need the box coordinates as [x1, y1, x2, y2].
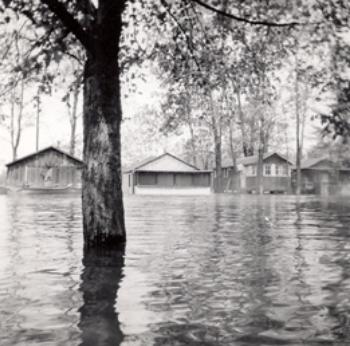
[0, 21, 35, 160]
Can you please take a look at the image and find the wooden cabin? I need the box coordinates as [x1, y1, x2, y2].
[221, 152, 293, 194]
[123, 153, 212, 195]
[292, 157, 350, 195]
[6, 146, 83, 189]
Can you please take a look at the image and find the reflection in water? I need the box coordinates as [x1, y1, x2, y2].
[2, 195, 350, 345]
[79, 248, 125, 346]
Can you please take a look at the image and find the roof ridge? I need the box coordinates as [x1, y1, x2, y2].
[124, 152, 199, 172]
[6, 146, 83, 167]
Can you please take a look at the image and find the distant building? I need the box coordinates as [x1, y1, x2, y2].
[221, 152, 293, 194]
[292, 156, 350, 195]
[6, 146, 83, 189]
[123, 152, 212, 195]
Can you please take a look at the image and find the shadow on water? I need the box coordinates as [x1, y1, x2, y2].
[78, 247, 125, 346]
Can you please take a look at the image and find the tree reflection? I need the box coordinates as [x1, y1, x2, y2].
[78, 247, 125, 346]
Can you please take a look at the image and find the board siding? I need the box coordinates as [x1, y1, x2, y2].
[7, 149, 82, 188]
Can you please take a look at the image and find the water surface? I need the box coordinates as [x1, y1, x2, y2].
[1, 194, 350, 345]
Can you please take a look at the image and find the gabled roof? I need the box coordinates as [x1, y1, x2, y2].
[6, 146, 83, 167]
[222, 152, 293, 168]
[299, 156, 331, 169]
[296, 156, 350, 171]
[124, 152, 200, 172]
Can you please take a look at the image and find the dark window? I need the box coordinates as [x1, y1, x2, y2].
[175, 174, 192, 186]
[157, 173, 174, 186]
[193, 173, 210, 186]
[138, 172, 157, 185]
[264, 164, 271, 176]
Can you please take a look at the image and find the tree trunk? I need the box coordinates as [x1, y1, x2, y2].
[257, 114, 265, 195]
[35, 89, 40, 152]
[10, 88, 16, 160]
[295, 58, 301, 195]
[213, 125, 223, 193]
[186, 104, 197, 167]
[82, 1, 126, 249]
[69, 78, 80, 156]
[257, 146, 264, 195]
[10, 77, 24, 161]
[229, 118, 236, 167]
[234, 85, 250, 157]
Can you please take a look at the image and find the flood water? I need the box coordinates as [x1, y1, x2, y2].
[1, 194, 350, 345]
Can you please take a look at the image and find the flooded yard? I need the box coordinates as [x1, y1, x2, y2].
[1, 194, 350, 345]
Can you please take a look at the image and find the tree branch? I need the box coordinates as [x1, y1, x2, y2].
[40, 0, 93, 52]
[161, 0, 202, 71]
[191, 0, 300, 27]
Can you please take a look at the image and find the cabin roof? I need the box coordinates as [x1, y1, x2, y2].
[6, 146, 83, 167]
[299, 156, 332, 169]
[295, 156, 350, 171]
[124, 152, 201, 172]
[134, 169, 212, 173]
[222, 152, 293, 168]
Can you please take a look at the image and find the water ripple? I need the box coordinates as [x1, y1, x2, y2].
[1, 194, 350, 345]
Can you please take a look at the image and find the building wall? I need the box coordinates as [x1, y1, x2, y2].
[244, 158, 291, 178]
[245, 176, 291, 193]
[123, 171, 212, 194]
[7, 150, 82, 188]
[221, 155, 292, 193]
[294, 169, 339, 195]
[134, 186, 211, 195]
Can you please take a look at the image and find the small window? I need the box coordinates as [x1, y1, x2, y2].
[283, 165, 288, 176]
[250, 165, 256, 176]
[264, 164, 271, 176]
[275, 165, 280, 176]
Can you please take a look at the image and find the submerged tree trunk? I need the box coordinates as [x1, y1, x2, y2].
[295, 57, 302, 196]
[209, 93, 223, 193]
[256, 125, 264, 195]
[82, 1, 126, 248]
[229, 118, 236, 168]
[256, 102, 265, 195]
[213, 125, 223, 193]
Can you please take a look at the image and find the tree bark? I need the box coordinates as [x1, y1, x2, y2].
[82, 1, 126, 249]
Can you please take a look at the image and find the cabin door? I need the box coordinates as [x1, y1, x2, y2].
[43, 167, 59, 187]
[320, 172, 330, 195]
